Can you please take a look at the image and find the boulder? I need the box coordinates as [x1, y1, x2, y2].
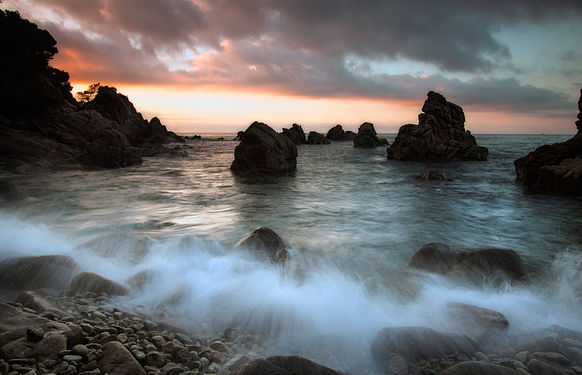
[0, 255, 80, 293]
[353, 122, 388, 148]
[233, 227, 289, 263]
[371, 326, 479, 369]
[99, 341, 146, 375]
[70, 272, 129, 296]
[325, 125, 356, 141]
[387, 91, 488, 161]
[234, 356, 343, 375]
[231, 122, 298, 175]
[0, 301, 49, 332]
[441, 361, 517, 375]
[307, 131, 330, 144]
[407, 243, 527, 287]
[282, 123, 306, 145]
[416, 168, 450, 181]
[126, 269, 158, 292]
[0, 329, 66, 361]
[446, 302, 509, 335]
[14, 291, 71, 317]
[515, 91, 582, 194]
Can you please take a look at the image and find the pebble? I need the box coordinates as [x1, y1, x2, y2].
[63, 354, 83, 362]
[72, 344, 90, 356]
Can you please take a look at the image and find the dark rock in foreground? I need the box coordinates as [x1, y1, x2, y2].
[514, 89, 582, 195]
[0, 255, 80, 293]
[233, 227, 289, 263]
[282, 123, 306, 145]
[446, 302, 509, 337]
[307, 131, 330, 144]
[235, 355, 343, 375]
[353, 122, 388, 148]
[440, 361, 517, 375]
[231, 122, 297, 175]
[326, 125, 356, 141]
[387, 91, 488, 161]
[70, 272, 129, 296]
[407, 243, 527, 287]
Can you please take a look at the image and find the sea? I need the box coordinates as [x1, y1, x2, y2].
[1, 133, 581, 373]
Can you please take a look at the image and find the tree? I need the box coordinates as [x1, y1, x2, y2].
[75, 82, 101, 103]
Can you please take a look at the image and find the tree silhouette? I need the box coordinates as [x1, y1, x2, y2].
[0, 10, 73, 116]
[75, 82, 101, 103]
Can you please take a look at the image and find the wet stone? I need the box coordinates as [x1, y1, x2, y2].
[63, 354, 83, 362]
[72, 344, 90, 356]
[26, 327, 44, 342]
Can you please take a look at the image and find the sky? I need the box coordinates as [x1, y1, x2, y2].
[4, 0, 582, 134]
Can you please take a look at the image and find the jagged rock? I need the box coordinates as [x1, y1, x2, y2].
[70, 272, 129, 296]
[353, 122, 388, 148]
[407, 243, 527, 287]
[371, 326, 479, 369]
[326, 124, 356, 141]
[281, 123, 306, 145]
[514, 91, 582, 195]
[231, 122, 297, 175]
[14, 291, 71, 317]
[0, 255, 80, 292]
[234, 356, 342, 375]
[307, 131, 330, 144]
[233, 227, 289, 263]
[387, 91, 488, 161]
[99, 341, 146, 375]
[0, 301, 49, 332]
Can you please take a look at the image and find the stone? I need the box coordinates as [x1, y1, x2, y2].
[232, 227, 289, 263]
[446, 302, 509, 335]
[0, 302, 49, 332]
[514, 89, 582, 195]
[15, 291, 71, 317]
[234, 356, 342, 375]
[353, 122, 388, 148]
[387, 91, 488, 161]
[63, 354, 83, 362]
[145, 351, 166, 368]
[441, 361, 517, 375]
[527, 358, 572, 375]
[307, 131, 330, 145]
[26, 328, 44, 342]
[407, 243, 527, 287]
[514, 351, 531, 364]
[70, 272, 129, 296]
[99, 341, 146, 375]
[416, 168, 450, 181]
[0, 255, 80, 292]
[326, 124, 356, 141]
[231, 121, 298, 175]
[71, 344, 90, 356]
[0, 331, 66, 361]
[126, 270, 158, 292]
[281, 124, 306, 145]
[371, 326, 479, 368]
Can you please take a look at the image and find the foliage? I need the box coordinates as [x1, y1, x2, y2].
[0, 10, 73, 116]
[75, 82, 101, 103]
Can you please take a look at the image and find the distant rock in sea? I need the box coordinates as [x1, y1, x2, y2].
[326, 124, 356, 141]
[230, 122, 297, 175]
[514, 88, 582, 195]
[387, 91, 488, 161]
[281, 123, 306, 145]
[232, 226, 289, 263]
[307, 131, 330, 144]
[353, 122, 388, 148]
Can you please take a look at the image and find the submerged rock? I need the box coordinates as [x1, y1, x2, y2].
[281, 123, 306, 145]
[407, 243, 527, 287]
[234, 356, 343, 375]
[514, 89, 582, 195]
[416, 168, 450, 181]
[70, 272, 129, 296]
[231, 122, 298, 175]
[446, 302, 509, 336]
[233, 227, 289, 263]
[387, 91, 488, 161]
[353, 122, 388, 148]
[0, 255, 80, 293]
[307, 131, 330, 144]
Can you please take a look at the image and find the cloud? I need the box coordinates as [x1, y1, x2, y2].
[4, 0, 581, 112]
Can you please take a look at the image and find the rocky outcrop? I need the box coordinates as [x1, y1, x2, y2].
[416, 168, 450, 181]
[231, 122, 297, 175]
[387, 91, 488, 161]
[307, 131, 330, 144]
[233, 227, 289, 263]
[234, 356, 343, 375]
[0, 255, 80, 293]
[514, 89, 582, 195]
[70, 272, 129, 296]
[407, 243, 527, 287]
[326, 125, 356, 141]
[281, 123, 306, 145]
[353, 122, 388, 148]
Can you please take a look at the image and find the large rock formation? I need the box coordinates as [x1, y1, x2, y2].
[387, 91, 488, 161]
[514, 89, 582, 195]
[307, 131, 330, 144]
[0, 255, 80, 293]
[326, 124, 356, 141]
[281, 123, 306, 145]
[231, 122, 297, 175]
[353, 122, 388, 148]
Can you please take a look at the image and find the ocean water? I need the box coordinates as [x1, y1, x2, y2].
[1, 134, 581, 372]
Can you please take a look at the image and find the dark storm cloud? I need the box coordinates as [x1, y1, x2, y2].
[6, 0, 581, 110]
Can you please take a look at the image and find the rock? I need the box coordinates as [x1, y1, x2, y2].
[70, 272, 129, 296]
[514, 90, 582, 195]
[0, 331, 66, 361]
[387, 91, 488, 161]
[371, 326, 479, 369]
[527, 358, 572, 375]
[307, 131, 330, 144]
[0, 255, 80, 292]
[281, 124, 306, 145]
[233, 227, 289, 263]
[231, 121, 298, 175]
[441, 361, 517, 375]
[326, 124, 356, 141]
[407, 243, 527, 287]
[145, 351, 166, 367]
[416, 168, 450, 181]
[99, 341, 146, 375]
[234, 356, 342, 375]
[446, 302, 509, 335]
[0, 301, 49, 332]
[15, 291, 70, 317]
[26, 328, 44, 342]
[126, 270, 158, 292]
[353, 122, 388, 148]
